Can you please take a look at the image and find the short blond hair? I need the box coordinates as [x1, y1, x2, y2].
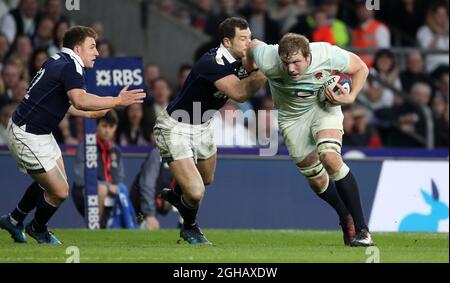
[278, 33, 310, 59]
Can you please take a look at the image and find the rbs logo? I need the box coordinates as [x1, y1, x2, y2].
[96, 69, 143, 87]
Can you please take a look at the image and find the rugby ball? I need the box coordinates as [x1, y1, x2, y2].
[326, 73, 352, 94]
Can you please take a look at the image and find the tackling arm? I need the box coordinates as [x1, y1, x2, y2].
[67, 85, 146, 111]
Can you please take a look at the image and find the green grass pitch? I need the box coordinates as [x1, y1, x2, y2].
[0, 229, 448, 263]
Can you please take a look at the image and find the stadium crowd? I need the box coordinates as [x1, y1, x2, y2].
[0, 0, 448, 149]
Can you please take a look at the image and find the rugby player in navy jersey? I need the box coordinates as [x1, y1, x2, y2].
[154, 17, 266, 244]
[0, 26, 145, 244]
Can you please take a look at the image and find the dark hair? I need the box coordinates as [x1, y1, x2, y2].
[98, 109, 119, 125]
[62, 26, 97, 49]
[373, 49, 397, 74]
[218, 17, 249, 43]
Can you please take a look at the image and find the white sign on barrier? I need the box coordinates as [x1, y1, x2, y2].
[369, 161, 449, 232]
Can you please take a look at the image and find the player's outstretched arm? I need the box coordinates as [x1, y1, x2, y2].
[68, 85, 146, 111]
[68, 105, 110, 119]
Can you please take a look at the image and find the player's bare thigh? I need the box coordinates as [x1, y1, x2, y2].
[196, 153, 217, 186]
[169, 157, 205, 203]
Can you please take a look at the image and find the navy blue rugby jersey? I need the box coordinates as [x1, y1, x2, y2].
[166, 44, 249, 124]
[12, 48, 86, 134]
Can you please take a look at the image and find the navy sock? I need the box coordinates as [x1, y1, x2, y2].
[166, 188, 198, 229]
[10, 182, 43, 225]
[173, 184, 182, 195]
[317, 179, 350, 218]
[335, 171, 368, 231]
[32, 193, 59, 233]
[180, 196, 198, 229]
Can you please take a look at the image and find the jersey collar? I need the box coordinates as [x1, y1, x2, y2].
[218, 44, 236, 64]
[61, 47, 85, 68]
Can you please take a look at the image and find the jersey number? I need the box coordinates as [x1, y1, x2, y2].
[25, 68, 46, 99]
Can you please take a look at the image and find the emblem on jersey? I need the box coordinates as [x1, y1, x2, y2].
[314, 72, 323, 80]
[213, 91, 227, 99]
[237, 66, 247, 79]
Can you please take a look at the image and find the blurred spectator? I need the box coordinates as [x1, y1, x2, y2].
[119, 103, 148, 146]
[191, 0, 213, 32]
[0, 103, 16, 145]
[388, 0, 426, 46]
[433, 68, 449, 102]
[289, 0, 313, 40]
[7, 54, 29, 82]
[312, 7, 335, 44]
[1, 62, 21, 105]
[32, 16, 58, 55]
[130, 147, 178, 230]
[72, 110, 124, 228]
[9, 78, 26, 104]
[144, 77, 172, 144]
[322, 0, 350, 47]
[416, 2, 449, 72]
[342, 105, 382, 148]
[143, 63, 160, 92]
[11, 34, 33, 65]
[90, 21, 104, 40]
[375, 82, 432, 147]
[28, 47, 48, 78]
[0, 33, 10, 70]
[176, 7, 192, 26]
[269, 0, 298, 34]
[157, 0, 175, 16]
[214, 100, 256, 147]
[53, 19, 70, 50]
[97, 39, 114, 58]
[400, 50, 434, 92]
[43, 0, 71, 24]
[0, 0, 19, 19]
[174, 64, 192, 96]
[204, 0, 238, 42]
[238, 0, 281, 44]
[352, 1, 391, 67]
[358, 50, 399, 121]
[432, 94, 449, 147]
[0, 0, 41, 44]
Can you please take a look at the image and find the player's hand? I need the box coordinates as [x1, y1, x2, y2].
[144, 216, 160, 230]
[242, 55, 257, 73]
[324, 83, 354, 105]
[117, 85, 146, 107]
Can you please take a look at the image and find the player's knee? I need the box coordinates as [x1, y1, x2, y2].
[319, 152, 342, 174]
[52, 183, 69, 204]
[300, 160, 328, 193]
[317, 138, 343, 174]
[184, 183, 205, 203]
